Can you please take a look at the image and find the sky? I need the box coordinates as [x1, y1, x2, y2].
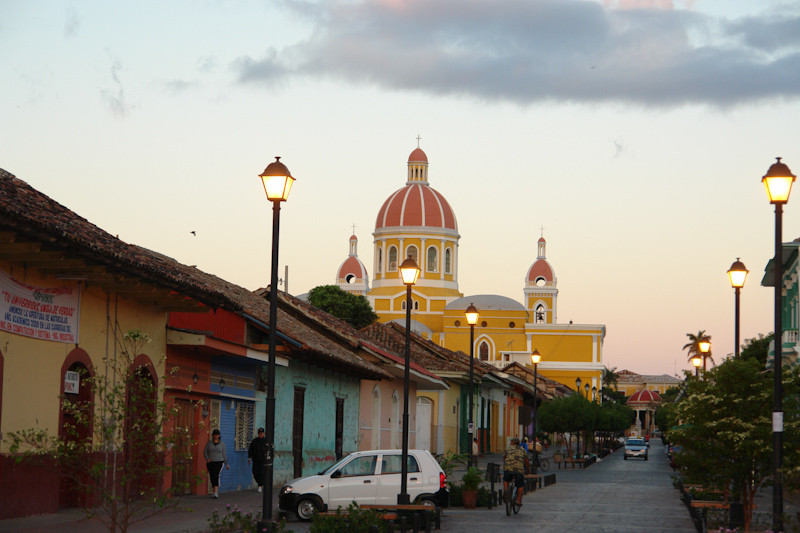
[2, 0, 800, 376]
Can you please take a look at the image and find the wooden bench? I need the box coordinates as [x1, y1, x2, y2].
[320, 510, 399, 520]
[359, 504, 441, 531]
[557, 458, 584, 469]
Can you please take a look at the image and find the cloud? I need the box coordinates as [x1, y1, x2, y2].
[64, 6, 80, 38]
[101, 53, 132, 118]
[232, 0, 800, 107]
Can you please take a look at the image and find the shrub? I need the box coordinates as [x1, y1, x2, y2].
[310, 502, 387, 533]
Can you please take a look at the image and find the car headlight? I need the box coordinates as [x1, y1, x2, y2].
[280, 486, 294, 496]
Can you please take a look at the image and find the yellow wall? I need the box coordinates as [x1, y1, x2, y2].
[0, 264, 168, 453]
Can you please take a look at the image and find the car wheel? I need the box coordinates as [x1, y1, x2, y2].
[415, 496, 437, 509]
[295, 497, 319, 521]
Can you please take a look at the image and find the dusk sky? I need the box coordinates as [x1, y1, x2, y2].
[3, 0, 800, 376]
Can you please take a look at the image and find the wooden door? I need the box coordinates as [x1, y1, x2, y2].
[335, 398, 344, 460]
[172, 399, 194, 494]
[292, 388, 305, 478]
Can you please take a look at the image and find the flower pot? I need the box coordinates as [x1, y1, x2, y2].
[462, 489, 478, 509]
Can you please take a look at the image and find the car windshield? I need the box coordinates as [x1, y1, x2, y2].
[627, 439, 645, 446]
[320, 455, 353, 475]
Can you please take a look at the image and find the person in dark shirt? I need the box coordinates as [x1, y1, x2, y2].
[248, 427, 267, 493]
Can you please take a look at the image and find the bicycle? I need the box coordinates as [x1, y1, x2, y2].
[528, 452, 550, 472]
[504, 475, 524, 516]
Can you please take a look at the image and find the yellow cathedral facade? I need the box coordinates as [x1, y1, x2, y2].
[335, 145, 605, 393]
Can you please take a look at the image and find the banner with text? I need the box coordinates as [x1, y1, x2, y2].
[0, 270, 81, 343]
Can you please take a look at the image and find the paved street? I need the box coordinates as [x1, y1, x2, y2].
[0, 440, 694, 533]
[440, 440, 694, 532]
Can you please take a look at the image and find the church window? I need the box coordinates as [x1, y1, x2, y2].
[536, 304, 546, 324]
[535, 276, 547, 287]
[406, 245, 418, 265]
[388, 246, 398, 271]
[377, 248, 382, 273]
[401, 300, 406, 310]
[427, 246, 438, 272]
[445, 248, 452, 274]
[414, 300, 419, 310]
[479, 341, 489, 361]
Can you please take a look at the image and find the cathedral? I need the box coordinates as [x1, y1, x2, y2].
[336, 145, 605, 392]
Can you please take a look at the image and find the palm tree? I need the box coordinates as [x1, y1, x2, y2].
[603, 366, 620, 391]
[683, 330, 714, 372]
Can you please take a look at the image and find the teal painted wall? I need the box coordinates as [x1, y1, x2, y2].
[255, 360, 361, 486]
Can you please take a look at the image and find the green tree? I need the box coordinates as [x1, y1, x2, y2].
[5, 329, 191, 533]
[307, 285, 378, 329]
[669, 356, 800, 530]
[538, 393, 594, 457]
[739, 333, 772, 368]
[683, 330, 713, 370]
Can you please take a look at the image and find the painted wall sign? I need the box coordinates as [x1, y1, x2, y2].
[0, 270, 81, 343]
[64, 370, 80, 394]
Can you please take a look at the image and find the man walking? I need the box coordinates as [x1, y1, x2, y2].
[247, 427, 267, 492]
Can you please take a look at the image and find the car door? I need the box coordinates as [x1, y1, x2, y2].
[376, 453, 423, 505]
[327, 454, 379, 510]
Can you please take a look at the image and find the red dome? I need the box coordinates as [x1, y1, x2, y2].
[375, 184, 457, 231]
[408, 148, 428, 163]
[527, 259, 554, 282]
[337, 256, 368, 281]
[627, 390, 662, 406]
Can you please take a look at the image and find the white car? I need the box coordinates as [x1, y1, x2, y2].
[279, 449, 449, 521]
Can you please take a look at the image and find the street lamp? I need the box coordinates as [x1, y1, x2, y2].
[692, 356, 702, 378]
[763, 156, 796, 532]
[398, 256, 420, 505]
[258, 156, 295, 532]
[465, 303, 479, 468]
[728, 259, 749, 358]
[574, 377, 581, 457]
[584, 382, 590, 399]
[531, 349, 541, 474]
[592, 385, 597, 403]
[698, 339, 711, 373]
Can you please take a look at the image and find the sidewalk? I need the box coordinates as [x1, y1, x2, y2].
[0, 488, 277, 533]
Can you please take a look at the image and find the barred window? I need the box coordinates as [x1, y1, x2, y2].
[235, 402, 255, 451]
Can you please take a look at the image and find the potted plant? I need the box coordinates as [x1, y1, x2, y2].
[461, 466, 482, 509]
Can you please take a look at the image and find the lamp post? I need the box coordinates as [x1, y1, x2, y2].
[692, 356, 702, 378]
[257, 157, 295, 532]
[592, 385, 597, 403]
[699, 340, 711, 373]
[398, 256, 421, 505]
[574, 377, 581, 456]
[727, 259, 749, 358]
[763, 157, 796, 533]
[465, 303, 479, 468]
[584, 382, 590, 399]
[531, 349, 541, 474]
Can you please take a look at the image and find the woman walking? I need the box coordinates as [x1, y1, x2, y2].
[204, 429, 229, 498]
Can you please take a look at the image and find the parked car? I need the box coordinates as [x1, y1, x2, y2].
[624, 438, 648, 461]
[278, 449, 449, 521]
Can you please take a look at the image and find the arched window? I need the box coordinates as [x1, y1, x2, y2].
[427, 246, 438, 272]
[406, 245, 418, 265]
[388, 246, 398, 271]
[401, 300, 406, 310]
[479, 341, 489, 361]
[536, 304, 546, 324]
[377, 248, 382, 274]
[414, 301, 419, 310]
[445, 248, 452, 274]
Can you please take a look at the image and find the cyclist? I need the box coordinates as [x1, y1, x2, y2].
[503, 437, 530, 508]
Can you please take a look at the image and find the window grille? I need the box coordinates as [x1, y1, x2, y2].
[235, 402, 254, 451]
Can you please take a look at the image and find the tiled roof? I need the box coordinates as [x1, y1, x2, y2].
[0, 168, 388, 380]
[360, 321, 494, 378]
[617, 370, 681, 384]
